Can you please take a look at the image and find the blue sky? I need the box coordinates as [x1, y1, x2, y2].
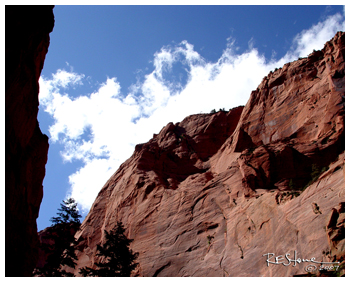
[37, 4, 345, 231]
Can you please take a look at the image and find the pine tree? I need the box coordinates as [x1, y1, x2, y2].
[33, 197, 82, 277]
[50, 197, 82, 225]
[79, 221, 139, 277]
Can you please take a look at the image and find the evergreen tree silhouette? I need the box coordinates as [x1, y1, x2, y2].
[50, 197, 82, 225]
[79, 221, 139, 277]
[33, 198, 81, 277]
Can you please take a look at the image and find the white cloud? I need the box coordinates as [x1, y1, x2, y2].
[281, 13, 345, 64]
[295, 13, 345, 57]
[39, 13, 344, 213]
[68, 158, 115, 212]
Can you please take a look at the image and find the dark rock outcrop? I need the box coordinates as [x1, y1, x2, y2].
[5, 5, 54, 277]
[72, 32, 345, 276]
[35, 223, 80, 273]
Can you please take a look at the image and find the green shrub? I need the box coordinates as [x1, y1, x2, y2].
[207, 235, 214, 245]
[288, 179, 295, 190]
[303, 164, 329, 190]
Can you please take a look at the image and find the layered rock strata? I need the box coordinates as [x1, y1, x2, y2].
[5, 5, 54, 276]
[72, 32, 345, 277]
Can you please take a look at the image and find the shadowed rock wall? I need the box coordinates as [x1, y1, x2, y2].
[5, 5, 54, 277]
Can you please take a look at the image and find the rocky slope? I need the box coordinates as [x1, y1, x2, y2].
[72, 32, 345, 277]
[5, 6, 54, 276]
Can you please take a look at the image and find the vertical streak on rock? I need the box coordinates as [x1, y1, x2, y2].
[5, 5, 54, 277]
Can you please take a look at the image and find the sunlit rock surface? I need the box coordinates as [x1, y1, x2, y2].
[73, 32, 345, 277]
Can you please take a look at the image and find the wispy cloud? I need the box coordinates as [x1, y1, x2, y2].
[281, 13, 345, 64]
[39, 13, 344, 213]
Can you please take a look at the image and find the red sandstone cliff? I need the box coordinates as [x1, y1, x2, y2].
[5, 5, 54, 276]
[72, 32, 345, 277]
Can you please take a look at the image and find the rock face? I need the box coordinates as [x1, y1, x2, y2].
[72, 32, 345, 277]
[5, 6, 54, 276]
[35, 223, 80, 272]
